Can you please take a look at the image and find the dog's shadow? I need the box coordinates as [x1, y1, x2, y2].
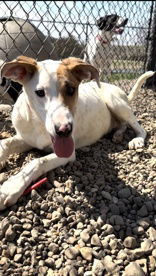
[63, 136, 155, 240]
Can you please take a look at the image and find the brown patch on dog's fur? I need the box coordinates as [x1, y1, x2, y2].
[57, 57, 99, 113]
[15, 56, 37, 65]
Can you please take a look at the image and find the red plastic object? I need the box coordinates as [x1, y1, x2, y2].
[23, 177, 48, 195]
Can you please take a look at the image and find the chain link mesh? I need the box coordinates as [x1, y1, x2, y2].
[0, 1, 154, 103]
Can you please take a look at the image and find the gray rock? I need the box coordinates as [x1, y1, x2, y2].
[109, 239, 118, 250]
[92, 258, 105, 276]
[152, 249, 156, 257]
[77, 239, 85, 248]
[69, 267, 78, 276]
[5, 225, 16, 241]
[67, 236, 77, 244]
[41, 202, 49, 211]
[133, 226, 144, 235]
[80, 247, 93, 261]
[109, 215, 124, 226]
[148, 255, 156, 272]
[77, 222, 84, 229]
[118, 188, 131, 198]
[78, 267, 84, 275]
[101, 239, 109, 249]
[42, 219, 51, 227]
[129, 248, 144, 259]
[147, 227, 156, 241]
[101, 191, 112, 201]
[123, 262, 145, 276]
[65, 247, 79, 260]
[0, 218, 10, 238]
[101, 224, 114, 235]
[91, 234, 102, 246]
[30, 189, 42, 201]
[110, 204, 120, 215]
[123, 236, 137, 249]
[8, 243, 17, 257]
[55, 258, 63, 269]
[103, 255, 118, 273]
[117, 249, 127, 260]
[53, 180, 62, 187]
[0, 257, 8, 265]
[10, 216, 21, 225]
[84, 272, 92, 276]
[47, 269, 53, 276]
[80, 229, 90, 243]
[39, 267, 48, 274]
[137, 206, 148, 217]
[145, 201, 153, 211]
[22, 223, 32, 230]
[141, 239, 154, 254]
[51, 210, 62, 222]
[135, 259, 148, 275]
[132, 156, 140, 163]
[14, 253, 22, 262]
[45, 258, 54, 268]
[137, 218, 150, 229]
[31, 229, 39, 239]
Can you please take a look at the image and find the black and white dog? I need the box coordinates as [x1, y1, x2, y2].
[84, 14, 128, 77]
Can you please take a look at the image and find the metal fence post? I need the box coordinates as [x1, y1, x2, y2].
[145, 1, 156, 88]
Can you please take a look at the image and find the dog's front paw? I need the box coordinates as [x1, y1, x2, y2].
[128, 137, 144, 149]
[0, 176, 25, 210]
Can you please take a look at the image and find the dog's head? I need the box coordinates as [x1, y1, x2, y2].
[1, 56, 99, 158]
[97, 14, 128, 34]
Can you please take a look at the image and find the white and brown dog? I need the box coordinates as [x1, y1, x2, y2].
[84, 14, 128, 77]
[0, 55, 154, 210]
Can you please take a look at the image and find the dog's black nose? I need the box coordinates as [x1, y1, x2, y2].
[55, 123, 73, 137]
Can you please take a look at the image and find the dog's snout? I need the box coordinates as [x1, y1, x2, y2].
[55, 123, 73, 137]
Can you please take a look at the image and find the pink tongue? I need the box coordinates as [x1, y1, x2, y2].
[53, 136, 74, 158]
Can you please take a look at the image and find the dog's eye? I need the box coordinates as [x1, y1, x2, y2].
[35, 89, 45, 97]
[66, 84, 75, 96]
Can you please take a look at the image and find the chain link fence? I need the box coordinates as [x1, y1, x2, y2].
[0, 1, 155, 104]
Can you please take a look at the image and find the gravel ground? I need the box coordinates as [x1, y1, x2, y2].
[0, 80, 156, 276]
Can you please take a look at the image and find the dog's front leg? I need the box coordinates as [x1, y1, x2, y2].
[0, 151, 75, 210]
[0, 135, 32, 164]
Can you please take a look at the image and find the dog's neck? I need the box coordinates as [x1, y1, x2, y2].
[96, 30, 114, 44]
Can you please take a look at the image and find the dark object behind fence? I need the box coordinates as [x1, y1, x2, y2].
[145, 2, 156, 89]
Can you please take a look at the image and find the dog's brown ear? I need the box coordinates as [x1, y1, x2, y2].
[1, 56, 38, 84]
[64, 58, 100, 87]
[72, 63, 100, 88]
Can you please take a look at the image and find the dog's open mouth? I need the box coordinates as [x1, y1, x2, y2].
[114, 27, 124, 34]
[52, 135, 74, 158]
